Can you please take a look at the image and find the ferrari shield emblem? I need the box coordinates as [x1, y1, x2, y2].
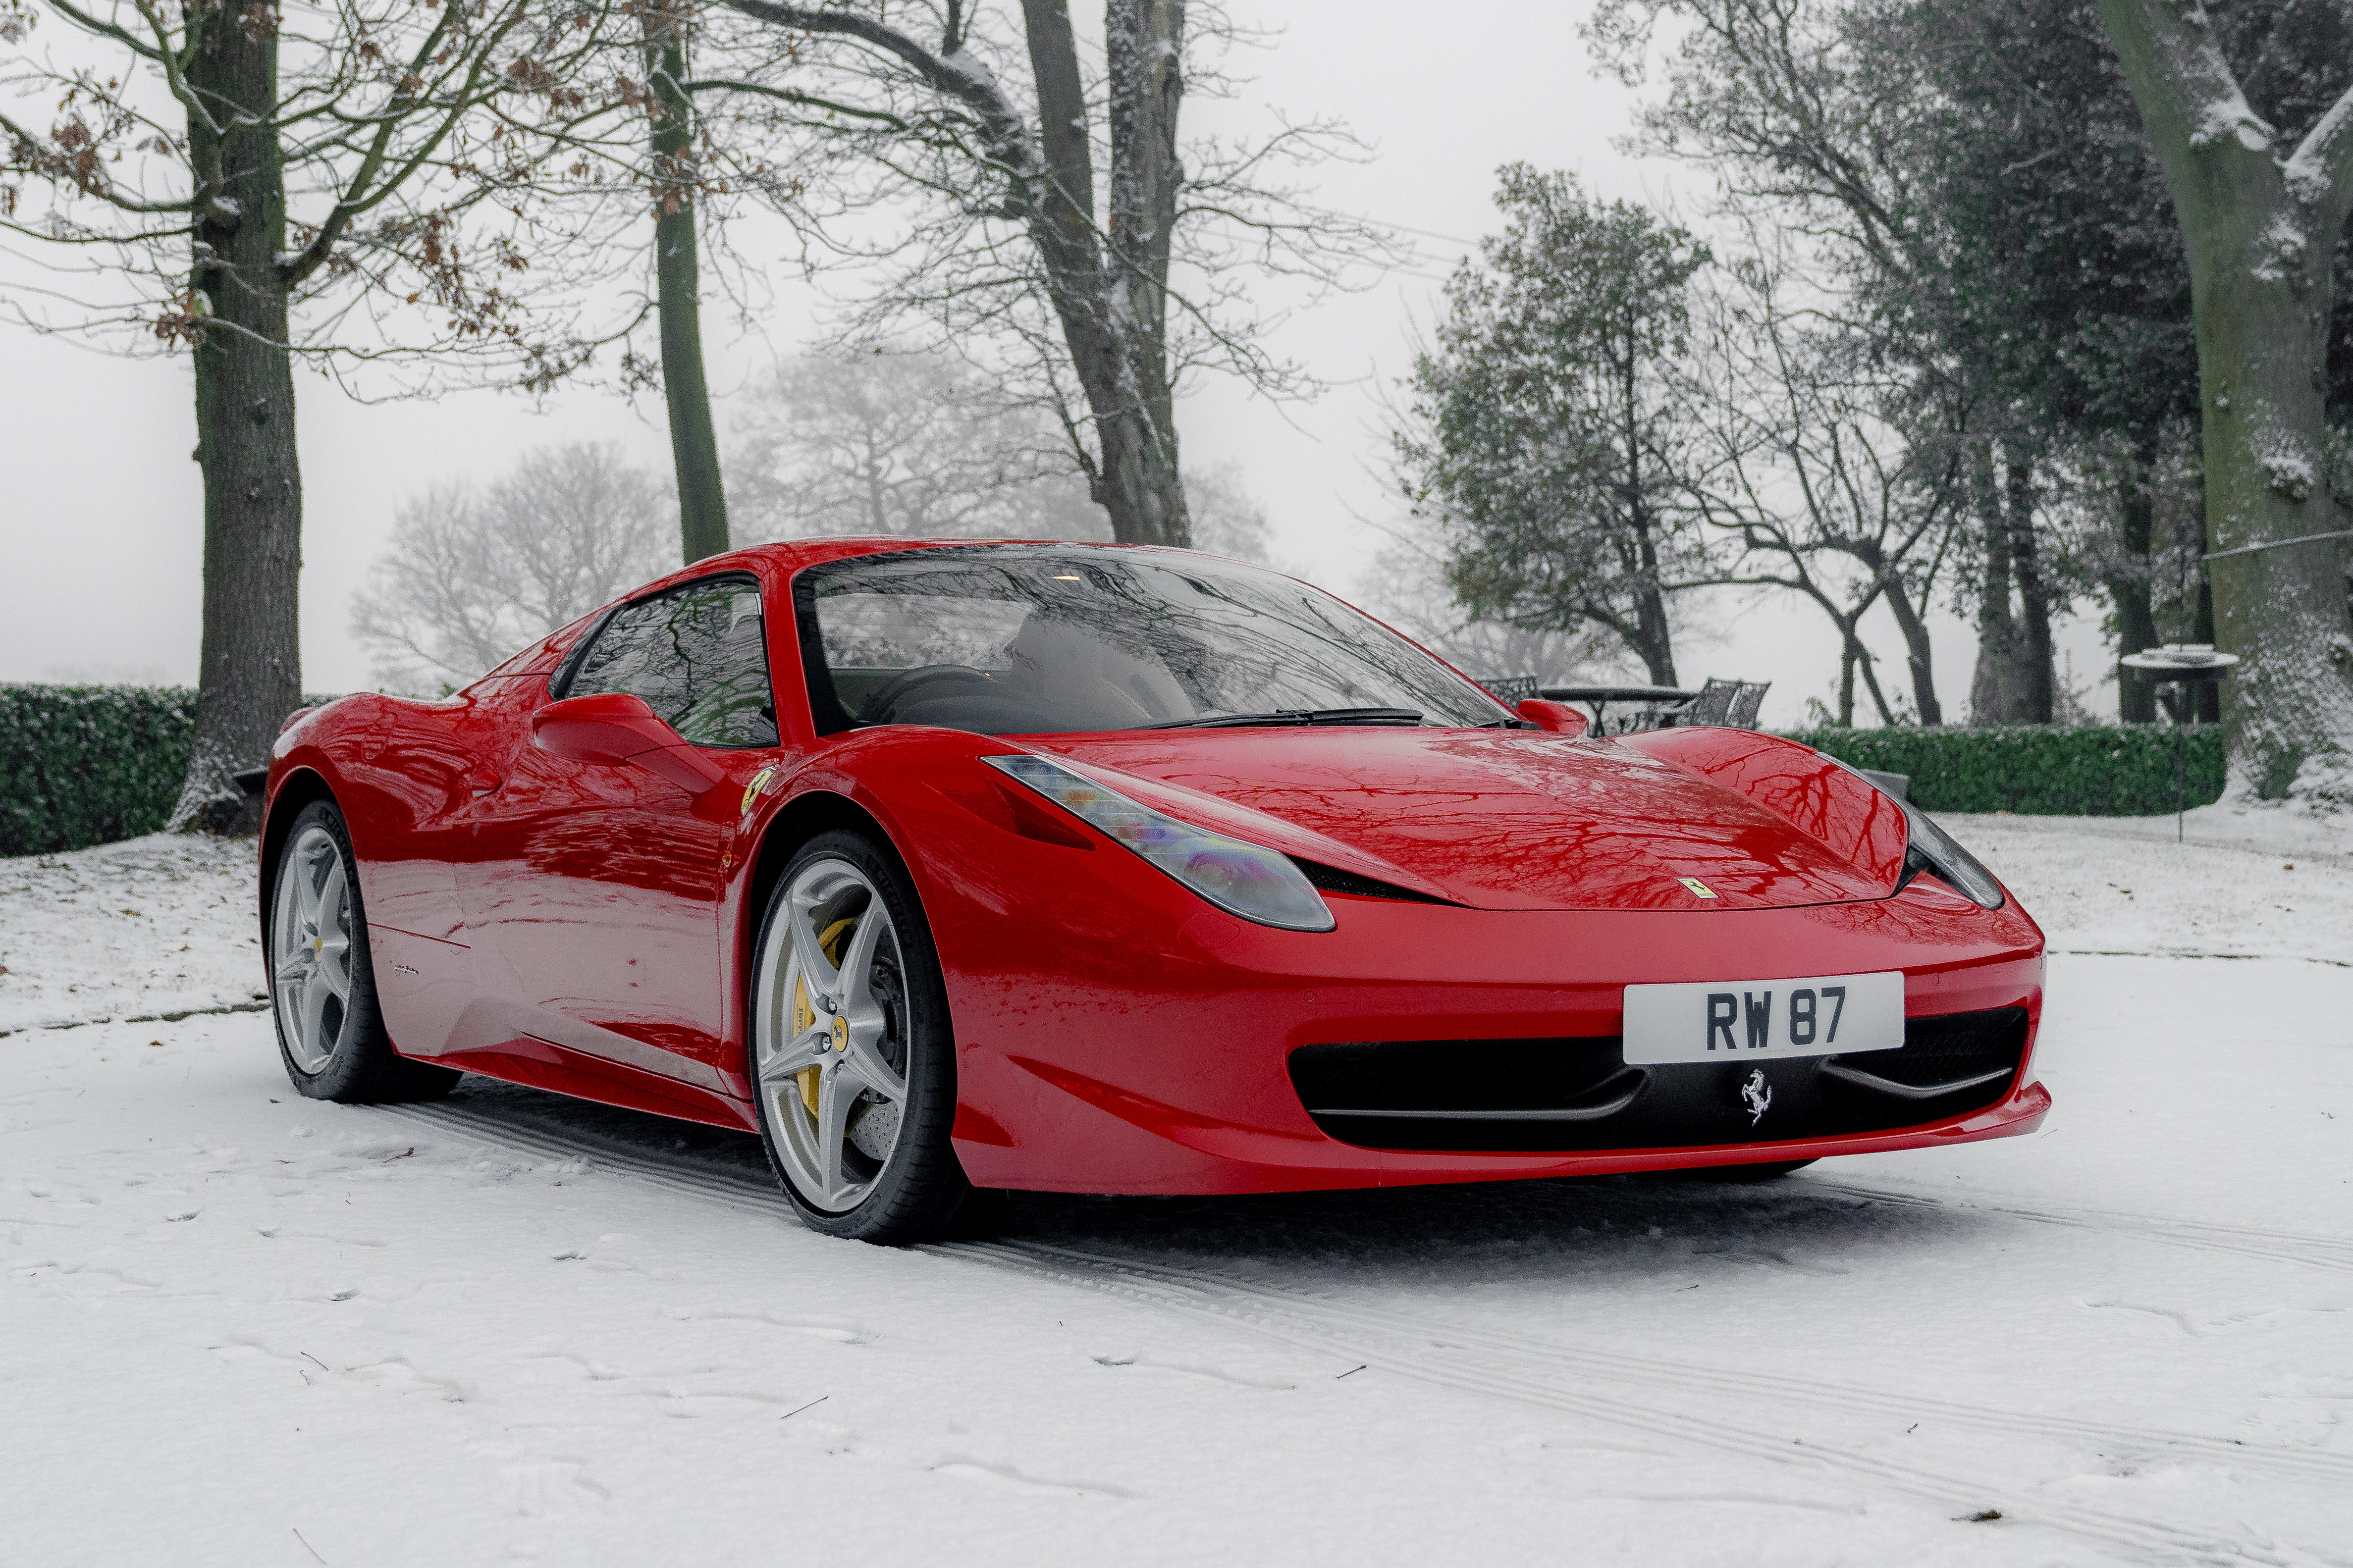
[741, 765, 779, 820]
[1679, 877, 1718, 899]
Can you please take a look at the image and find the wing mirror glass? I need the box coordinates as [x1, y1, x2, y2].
[1516, 698, 1591, 737]
[531, 692, 726, 793]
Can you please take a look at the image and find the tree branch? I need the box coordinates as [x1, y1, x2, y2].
[2095, 0, 2276, 198]
[2284, 80, 2353, 233]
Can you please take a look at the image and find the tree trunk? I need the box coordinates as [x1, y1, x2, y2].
[2098, 0, 2353, 801]
[2193, 506, 2222, 724]
[1626, 510, 1678, 687]
[1019, 0, 1188, 546]
[1880, 574, 1941, 726]
[170, 19, 300, 835]
[1853, 529, 1937, 724]
[1967, 441, 2018, 726]
[1856, 637, 1897, 727]
[1629, 591, 1677, 687]
[2185, 216, 2348, 791]
[647, 2, 730, 564]
[2002, 442, 2057, 724]
[2112, 421, 2164, 723]
[1101, 0, 1189, 546]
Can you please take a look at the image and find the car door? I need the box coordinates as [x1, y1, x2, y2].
[458, 575, 779, 1093]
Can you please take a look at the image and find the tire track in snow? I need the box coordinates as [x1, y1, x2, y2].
[373, 1100, 2343, 1566]
[952, 1242, 2298, 1568]
[957, 1239, 2353, 1484]
[1805, 1181, 2353, 1275]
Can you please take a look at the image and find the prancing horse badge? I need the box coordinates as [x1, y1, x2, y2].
[1740, 1068, 1772, 1125]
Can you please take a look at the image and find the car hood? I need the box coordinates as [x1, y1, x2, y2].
[1028, 728, 1901, 912]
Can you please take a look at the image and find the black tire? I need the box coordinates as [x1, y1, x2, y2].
[1670, 1159, 1818, 1183]
[266, 799, 461, 1104]
[750, 829, 999, 1244]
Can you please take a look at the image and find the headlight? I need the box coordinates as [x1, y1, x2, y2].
[983, 753, 1336, 932]
[1812, 749, 2004, 909]
[1900, 801, 2005, 909]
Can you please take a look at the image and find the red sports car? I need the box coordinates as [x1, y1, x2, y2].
[260, 539, 2049, 1241]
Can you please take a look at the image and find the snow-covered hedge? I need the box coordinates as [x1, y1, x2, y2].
[0, 684, 197, 855]
[1796, 725, 2226, 816]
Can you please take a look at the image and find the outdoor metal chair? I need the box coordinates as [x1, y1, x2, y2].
[1671, 678, 1741, 728]
[1479, 673, 1540, 704]
[1726, 680, 1770, 729]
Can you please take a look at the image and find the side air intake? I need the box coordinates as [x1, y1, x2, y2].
[1289, 859, 1455, 905]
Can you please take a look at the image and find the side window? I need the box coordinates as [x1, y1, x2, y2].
[567, 577, 778, 748]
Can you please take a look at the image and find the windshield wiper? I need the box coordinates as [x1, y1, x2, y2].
[1145, 707, 1425, 730]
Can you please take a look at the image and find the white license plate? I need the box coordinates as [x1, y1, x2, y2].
[1621, 971, 1904, 1065]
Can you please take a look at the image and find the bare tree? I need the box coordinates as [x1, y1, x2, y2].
[2096, 0, 2353, 803]
[1354, 532, 1612, 686]
[1689, 244, 1964, 726]
[469, 3, 813, 567]
[2, 0, 635, 828]
[714, 0, 1387, 547]
[1585, 0, 2062, 724]
[729, 349, 1280, 563]
[351, 443, 674, 691]
[729, 350, 1108, 540]
[1182, 458, 1273, 565]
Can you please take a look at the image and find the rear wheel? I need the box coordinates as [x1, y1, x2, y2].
[267, 800, 460, 1103]
[750, 830, 997, 1243]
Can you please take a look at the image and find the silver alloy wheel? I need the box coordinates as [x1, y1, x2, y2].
[754, 857, 912, 1212]
[271, 824, 355, 1075]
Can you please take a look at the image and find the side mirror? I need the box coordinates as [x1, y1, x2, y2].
[531, 692, 727, 794]
[1517, 698, 1591, 737]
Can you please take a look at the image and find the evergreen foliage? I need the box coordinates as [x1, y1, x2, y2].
[1398, 167, 1716, 687]
[0, 686, 200, 856]
[1797, 723, 2224, 815]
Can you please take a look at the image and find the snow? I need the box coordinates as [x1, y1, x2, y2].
[4, 814, 2349, 1565]
[2190, 88, 2276, 155]
[2282, 84, 2353, 206]
[0, 833, 263, 1035]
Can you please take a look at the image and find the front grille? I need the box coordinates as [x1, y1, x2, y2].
[1818, 1008, 2025, 1092]
[1289, 1007, 2029, 1153]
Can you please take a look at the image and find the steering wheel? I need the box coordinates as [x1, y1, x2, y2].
[859, 664, 995, 724]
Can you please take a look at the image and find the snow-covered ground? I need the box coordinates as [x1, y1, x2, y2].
[3, 811, 2348, 1566]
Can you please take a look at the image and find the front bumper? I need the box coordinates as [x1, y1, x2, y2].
[936, 870, 2049, 1196]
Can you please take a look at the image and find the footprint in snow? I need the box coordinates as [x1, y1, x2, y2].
[500, 1461, 609, 1517]
[930, 1460, 1132, 1499]
[1089, 1351, 1295, 1391]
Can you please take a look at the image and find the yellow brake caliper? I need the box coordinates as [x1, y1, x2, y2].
[794, 916, 858, 1119]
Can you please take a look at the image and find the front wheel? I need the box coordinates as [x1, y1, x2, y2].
[749, 831, 998, 1243]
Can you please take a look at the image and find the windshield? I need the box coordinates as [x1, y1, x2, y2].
[793, 544, 1512, 736]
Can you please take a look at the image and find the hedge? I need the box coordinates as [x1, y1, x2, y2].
[1792, 725, 2225, 816]
[0, 684, 201, 856]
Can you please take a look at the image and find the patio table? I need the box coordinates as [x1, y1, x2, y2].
[1537, 683, 1698, 735]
